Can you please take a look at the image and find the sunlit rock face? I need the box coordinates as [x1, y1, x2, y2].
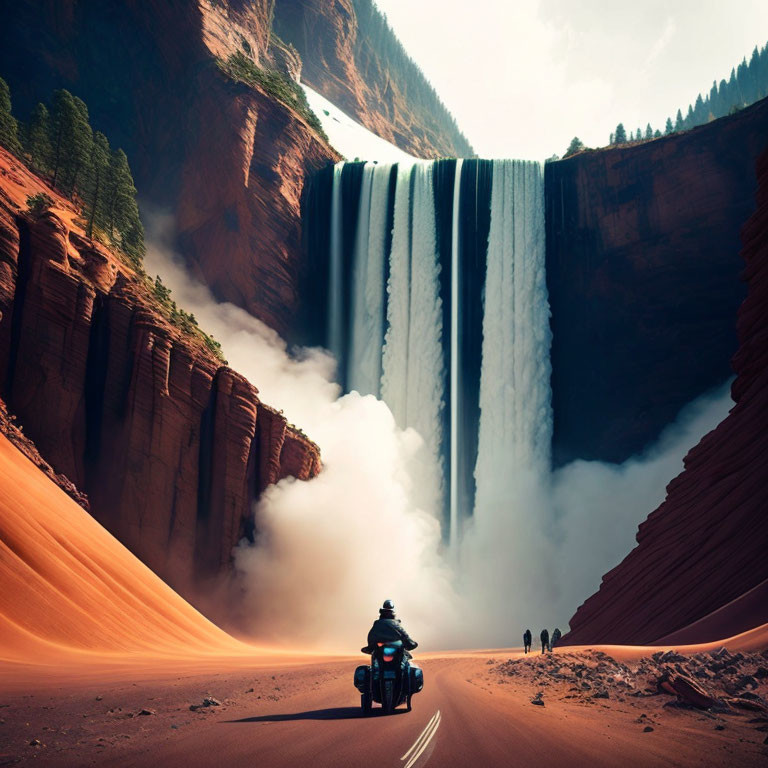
[565, 146, 768, 646]
[0, 148, 321, 619]
[272, 0, 474, 159]
[0, 0, 339, 338]
[546, 96, 768, 466]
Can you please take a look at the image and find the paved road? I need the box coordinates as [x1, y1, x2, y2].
[106, 655, 634, 768]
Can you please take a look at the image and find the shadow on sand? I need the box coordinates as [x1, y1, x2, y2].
[227, 706, 409, 723]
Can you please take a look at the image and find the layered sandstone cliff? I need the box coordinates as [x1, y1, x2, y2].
[565, 148, 768, 645]
[273, 0, 474, 158]
[0, 0, 339, 338]
[546, 96, 768, 466]
[0, 147, 320, 612]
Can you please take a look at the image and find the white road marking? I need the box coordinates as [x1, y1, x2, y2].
[401, 710, 441, 768]
[400, 710, 439, 762]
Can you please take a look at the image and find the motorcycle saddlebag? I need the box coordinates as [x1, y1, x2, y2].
[354, 665, 371, 692]
[409, 664, 424, 693]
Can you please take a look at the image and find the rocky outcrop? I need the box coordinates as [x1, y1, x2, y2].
[273, 0, 474, 159]
[0, 147, 321, 612]
[0, 0, 339, 338]
[565, 147, 768, 645]
[546, 96, 768, 465]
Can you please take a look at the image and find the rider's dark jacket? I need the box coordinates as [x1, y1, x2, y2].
[361, 609, 418, 653]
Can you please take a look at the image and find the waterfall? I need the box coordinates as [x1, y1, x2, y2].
[312, 158, 549, 543]
[474, 160, 551, 515]
[381, 162, 414, 426]
[348, 164, 393, 397]
[327, 164, 344, 367]
[449, 159, 464, 546]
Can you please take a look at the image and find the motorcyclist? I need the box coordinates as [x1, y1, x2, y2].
[361, 600, 418, 660]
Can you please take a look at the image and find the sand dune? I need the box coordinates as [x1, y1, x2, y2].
[0, 434, 251, 664]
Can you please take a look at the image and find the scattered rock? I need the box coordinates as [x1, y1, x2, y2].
[29, 739, 41, 747]
[138, 708, 155, 716]
[725, 697, 767, 713]
[245, 688, 254, 693]
[592, 690, 610, 699]
[191, 696, 221, 711]
[656, 671, 715, 709]
[714, 724, 725, 731]
[95, 695, 103, 701]
[643, 726, 654, 733]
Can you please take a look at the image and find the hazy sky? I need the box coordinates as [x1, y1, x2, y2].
[373, 0, 768, 159]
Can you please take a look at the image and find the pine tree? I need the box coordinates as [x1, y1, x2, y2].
[709, 81, 719, 118]
[665, 117, 674, 135]
[654, 129, 662, 138]
[27, 103, 52, 172]
[728, 68, 739, 107]
[614, 123, 627, 144]
[85, 132, 110, 238]
[66, 96, 93, 196]
[104, 148, 144, 265]
[693, 94, 706, 125]
[685, 104, 695, 129]
[0, 77, 21, 154]
[718, 78, 729, 115]
[645, 123, 653, 139]
[674, 109, 684, 131]
[564, 136, 585, 157]
[49, 90, 76, 188]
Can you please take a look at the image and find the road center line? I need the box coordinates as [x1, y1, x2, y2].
[401, 711, 439, 762]
[401, 710, 441, 768]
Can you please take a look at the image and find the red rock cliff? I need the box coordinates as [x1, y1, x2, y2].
[273, 0, 474, 158]
[0, 147, 321, 614]
[545, 96, 768, 466]
[0, 0, 340, 338]
[565, 148, 768, 645]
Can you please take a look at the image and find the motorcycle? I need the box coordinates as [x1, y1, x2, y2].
[354, 640, 423, 715]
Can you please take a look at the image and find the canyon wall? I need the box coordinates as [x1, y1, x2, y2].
[546, 96, 768, 466]
[272, 0, 474, 158]
[0, 0, 339, 338]
[565, 147, 768, 645]
[0, 147, 320, 614]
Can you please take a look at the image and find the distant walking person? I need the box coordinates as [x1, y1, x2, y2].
[551, 627, 562, 651]
[523, 629, 532, 654]
[540, 628, 549, 654]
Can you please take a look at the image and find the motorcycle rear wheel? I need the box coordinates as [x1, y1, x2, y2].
[382, 680, 394, 714]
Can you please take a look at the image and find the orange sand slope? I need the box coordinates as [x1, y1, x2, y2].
[0, 435, 251, 663]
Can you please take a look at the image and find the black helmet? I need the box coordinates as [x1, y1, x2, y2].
[382, 599, 395, 611]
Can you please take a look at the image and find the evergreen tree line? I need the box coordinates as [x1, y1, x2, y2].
[0, 76, 144, 266]
[564, 39, 768, 158]
[609, 40, 768, 146]
[350, 0, 474, 157]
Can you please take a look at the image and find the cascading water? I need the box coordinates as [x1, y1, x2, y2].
[449, 158, 464, 546]
[311, 158, 550, 543]
[475, 160, 551, 517]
